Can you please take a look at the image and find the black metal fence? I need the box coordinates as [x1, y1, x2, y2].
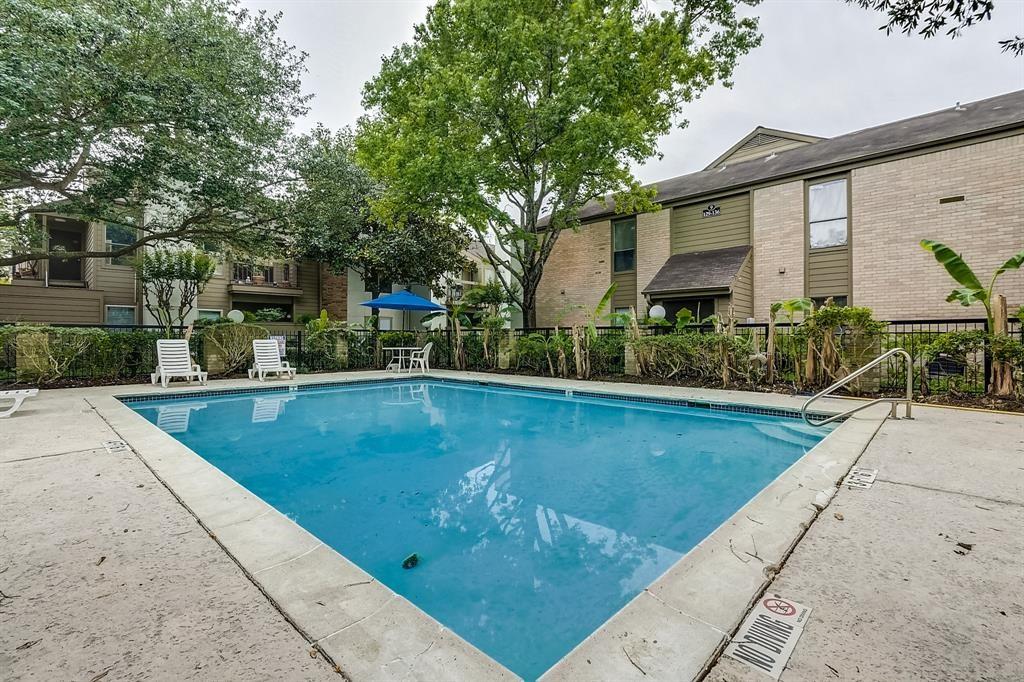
[1, 318, 1020, 396]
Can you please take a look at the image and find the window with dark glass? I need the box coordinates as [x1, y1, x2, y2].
[808, 178, 848, 249]
[612, 218, 636, 272]
[105, 223, 136, 265]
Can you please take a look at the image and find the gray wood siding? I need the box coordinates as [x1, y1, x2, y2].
[611, 271, 637, 310]
[197, 262, 231, 315]
[91, 224, 137, 307]
[731, 253, 754, 318]
[0, 285, 104, 324]
[807, 246, 850, 299]
[671, 194, 751, 254]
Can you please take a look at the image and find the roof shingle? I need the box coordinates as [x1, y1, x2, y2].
[570, 89, 1024, 224]
[642, 245, 751, 296]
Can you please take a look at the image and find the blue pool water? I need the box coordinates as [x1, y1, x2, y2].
[128, 380, 828, 679]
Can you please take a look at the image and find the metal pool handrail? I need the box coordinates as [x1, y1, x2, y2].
[801, 348, 913, 427]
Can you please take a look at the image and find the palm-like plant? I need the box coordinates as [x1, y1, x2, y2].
[920, 240, 1024, 331]
[921, 240, 1024, 395]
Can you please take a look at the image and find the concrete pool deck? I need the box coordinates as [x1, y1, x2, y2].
[1, 371, 1020, 680]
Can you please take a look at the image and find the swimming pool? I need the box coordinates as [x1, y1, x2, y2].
[127, 379, 831, 680]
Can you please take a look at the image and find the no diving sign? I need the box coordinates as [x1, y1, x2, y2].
[723, 595, 812, 679]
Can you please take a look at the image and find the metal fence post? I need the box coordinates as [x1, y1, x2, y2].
[297, 330, 304, 373]
[982, 317, 991, 389]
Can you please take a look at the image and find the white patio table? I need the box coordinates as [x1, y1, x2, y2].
[383, 346, 420, 373]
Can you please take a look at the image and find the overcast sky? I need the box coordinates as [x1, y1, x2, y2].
[243, 0, 1024, 184]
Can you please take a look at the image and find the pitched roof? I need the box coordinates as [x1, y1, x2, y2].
[570, 89, 1024, 225]
[703, 126, 824, 170]
[642, 245, 751, 296]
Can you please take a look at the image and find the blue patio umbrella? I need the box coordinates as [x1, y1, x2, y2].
[360, 289, 446, 329]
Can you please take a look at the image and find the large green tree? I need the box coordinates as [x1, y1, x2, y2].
[356, 0, 760, 326]
[289, 126, 469, 303]
[0, 0, 309, 268]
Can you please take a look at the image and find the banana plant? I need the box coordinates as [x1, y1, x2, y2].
[421, 302, 474, 369]
[920, 240, 1024, 331]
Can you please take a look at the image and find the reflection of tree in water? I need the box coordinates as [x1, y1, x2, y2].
[422, 438, 683, 675]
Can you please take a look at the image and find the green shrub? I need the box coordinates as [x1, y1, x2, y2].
[200, 323, 268, 374]
[793, 303, 886, 388]
[923, 330, 987, 364]
[513, 333, 548, 372]
[0, 324, 177, 383]
[378, 331, 416, 348]
[632, 331, 753, 384]
[590, 333, 626, 375]
[513, 330, 572, 376]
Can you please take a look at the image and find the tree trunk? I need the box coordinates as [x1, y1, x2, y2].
[990, 294, 1014, 396]
[522, 292, 537, 328]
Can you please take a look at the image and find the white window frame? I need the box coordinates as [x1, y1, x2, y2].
[104, 304, 137, 325]
[197, 308, 223, 321]
[104, 223, 137, 266]
[807, 177, 849, 250]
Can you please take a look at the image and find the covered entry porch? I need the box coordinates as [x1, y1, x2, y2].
[643, 245, 753, 323]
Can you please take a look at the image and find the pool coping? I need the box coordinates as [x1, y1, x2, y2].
[87, 371, 890, 681]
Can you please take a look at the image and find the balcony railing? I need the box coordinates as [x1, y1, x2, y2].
[230, 263, 301, 287]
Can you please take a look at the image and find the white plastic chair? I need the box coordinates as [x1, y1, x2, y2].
[408, 342, 433, 374]
[248, 339, 296, 381]
[0, 388, 38, 418]
[151, 339, 207, 388]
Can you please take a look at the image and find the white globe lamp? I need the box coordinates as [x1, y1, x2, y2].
[226, 309, 244, 323]
[648, 304, 666, 320]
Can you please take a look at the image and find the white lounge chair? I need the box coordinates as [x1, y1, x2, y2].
[248, 339, 296, 381]
[409, 342, 433, 374]
[0, 388, 38, 418]
[151, 339, 208, 388]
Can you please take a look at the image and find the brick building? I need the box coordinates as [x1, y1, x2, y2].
[536, 90, 1024, 325]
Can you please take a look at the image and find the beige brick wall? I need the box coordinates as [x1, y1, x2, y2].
[635, 208, 671, 315]
[536, 220, 611, 326]
[852, 135, 1024, 320]
[752, 180, 806, 320]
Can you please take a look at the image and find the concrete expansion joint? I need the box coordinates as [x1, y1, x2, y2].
[874, 477, 1024, 508]
[315, 595, 398, 643]
[212, 506, 274, 531]
[643, 588, 730, 638]
[0, 447, 104, 464]
[254, 541, 325, 575]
